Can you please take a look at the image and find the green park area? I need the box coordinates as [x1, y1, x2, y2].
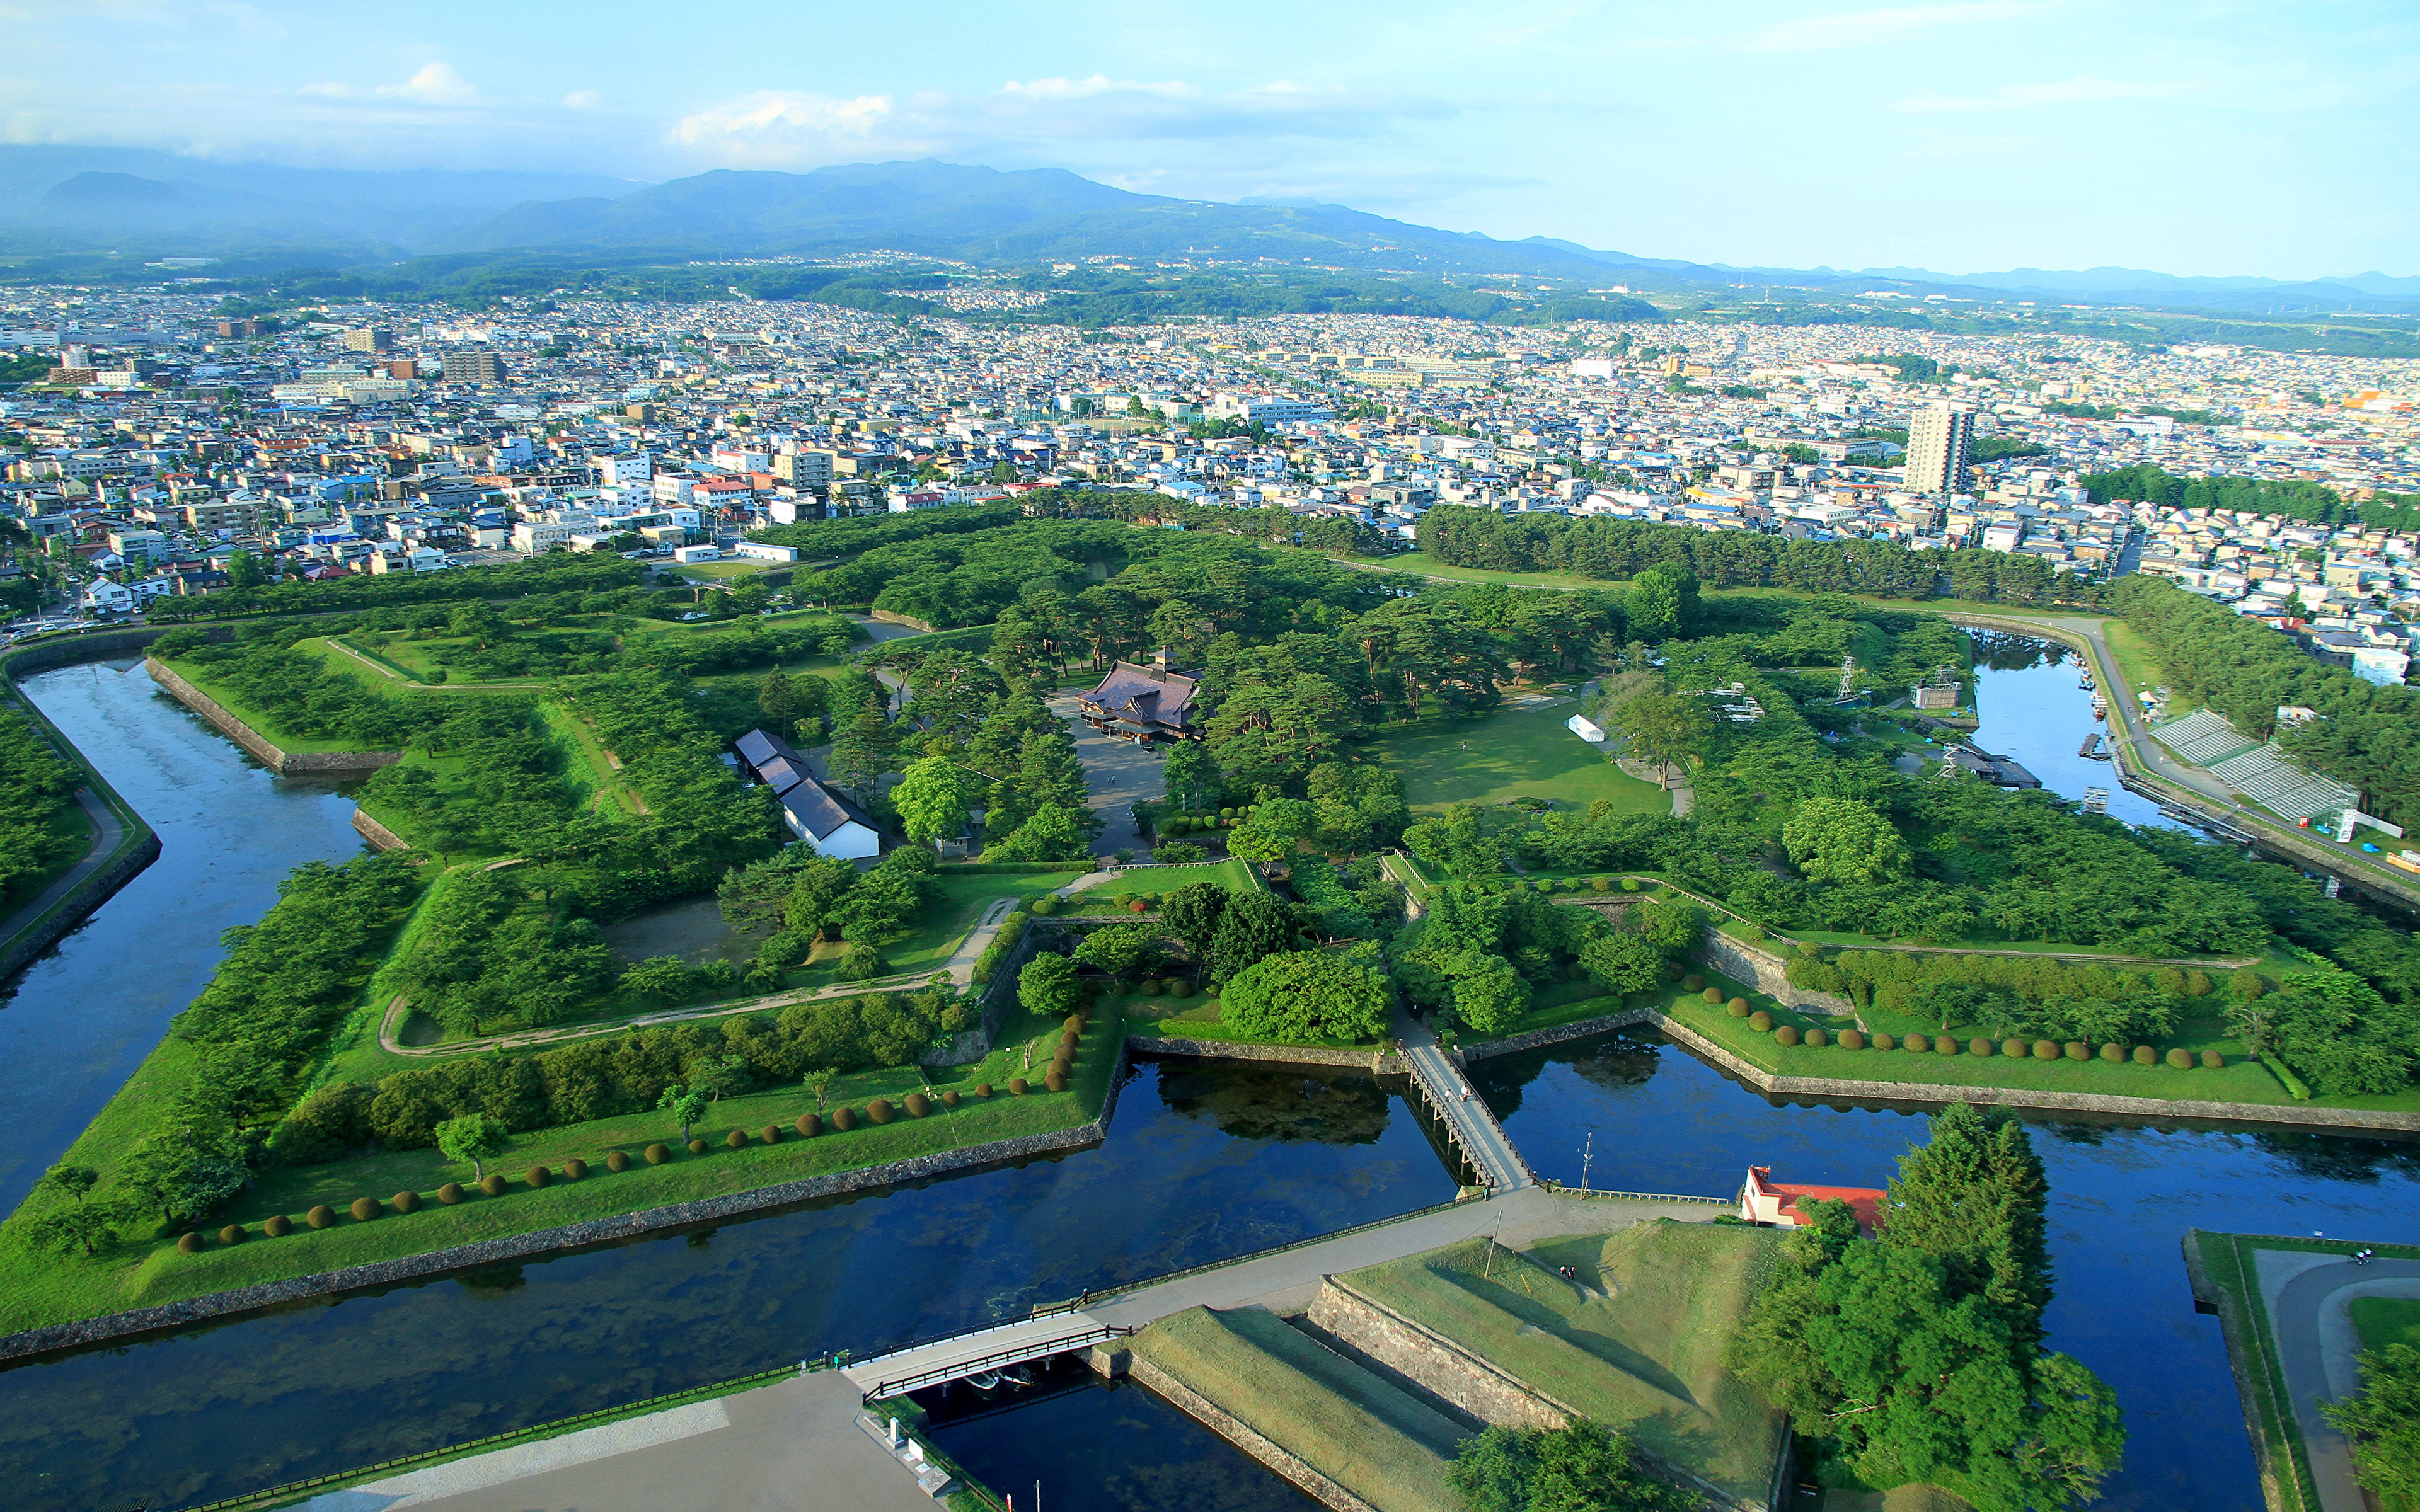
[1360, 702, 1670, 814]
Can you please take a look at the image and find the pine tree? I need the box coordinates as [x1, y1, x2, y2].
[829, 704, 904, 802]
[1882, 1102, 2053, 1349]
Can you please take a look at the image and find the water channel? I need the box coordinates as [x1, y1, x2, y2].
[0, 644, 2409, 1512]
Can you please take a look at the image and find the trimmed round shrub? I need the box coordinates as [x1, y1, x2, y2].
[306, 1205, 335, 1230]
[1010, 1077, 1030, 1096]
[1701, 987, 1724, 1005]
[219, 1224, 246, 1245]
[263, 1213, 294, 1237]
[1803, 1028, 1828, 1048]
[526, 1166, 552, 1188]
[2201, 1049, 2225, 1069]
[940, 1089, 960, 1108]
[2100, 1043, 2125, 1063]
[1621, 878, 1641, 891]
[1775, 1025, 1801, 1046]
[868, 1098, 896, 1125]
[1904, 1033, 1929, 1053]
[1220, 806, 1236, 820]
[1838, 1029, 1865, 1050]
[1936, 1036, 1961, 1057]
[1046, 1067, 1068, 1092]
[176, 1232, 204, 1254]
[974, 1082, 993, 1098]
[2132, 1045, 2156, 1065]
[1681, 974, 1705, 992]
[1969, 1038, 1995, 1057]
[1591, 876, 1611, 892]
[793, 1114, 819, 1138]
[2003, 1039, 2028, 1060]
[1741, 925, 1767, 943]
[1060, 1029, 1080, 1054]
[2033, 1040, 2059, 1061]
[2166, 1048, 2194, 1070]
[723, 1130, 746, 1150]
[1050, 1055, 1072, 1080]
[1748, 1011, 1773, 1032]
[1030, 895, 1057, 916]
[437, 1183, 466, 1205]
[480, 1173, 507, 1196]
[1726, 999, 1751, 1019]
[1168, 979, 1194, 999]
[563, 1159, 588, 1181]
[906, 1092, 931, 1118]
[393, 1189, 422, 1213]
[1128, 900, 1147, 914]
[833, 1106, 856, 1131]
[1139, 978, 1166, 997]
[2065, 1042, 2089, 1061]
[755, 1125, 778, 1145]
[1870, 1031, 1893, 1051]
[688, 1139, 710, 1155]
[645, 1143, 671, 1164]
[1064, 1013, 1086, 1034]
[607, 1150, 631, 1172]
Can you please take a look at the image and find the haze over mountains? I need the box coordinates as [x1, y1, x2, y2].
[4, 146, 2413, 316]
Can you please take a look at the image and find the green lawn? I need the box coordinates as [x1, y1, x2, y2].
[1131, 1306, 1464, 1512]
[1061, 859, 1254, 911]
[1334, 1222, 1784, 1505]
[2102, 619, 2174, 706]
[1358, 704, 1671, 813]
[0, 1006, 1130, 1337]
[888, 870, 1084, 971]
[2354, 1296, 2420, 1353]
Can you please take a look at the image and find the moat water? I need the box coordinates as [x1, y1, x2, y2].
[0, 648, 2410, 1512]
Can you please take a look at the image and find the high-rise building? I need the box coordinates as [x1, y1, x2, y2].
[441, 350, 504, 386]
[1905, 402, 1975, 496]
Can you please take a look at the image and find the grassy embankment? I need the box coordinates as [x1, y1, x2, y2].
[1332, 1220, 1784, 1505]
[153, 651, 381, 755]
[0, 999, 1130, 1339]
[1131, 1305, 1466, 1512]
[1655, 968, 2420, 1114]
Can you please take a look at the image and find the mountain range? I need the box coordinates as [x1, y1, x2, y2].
[3, 147, 2413, 316]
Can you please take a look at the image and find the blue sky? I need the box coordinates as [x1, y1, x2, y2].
[3, 0, 2412, 277]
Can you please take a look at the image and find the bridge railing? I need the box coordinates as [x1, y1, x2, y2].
[861, 1323, 1132, 1401]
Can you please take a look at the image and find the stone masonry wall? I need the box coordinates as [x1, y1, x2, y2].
[1308, 1280, 1570, 1430]
[146, 657, 402, 775]
[1696, 929, 1851, 1014]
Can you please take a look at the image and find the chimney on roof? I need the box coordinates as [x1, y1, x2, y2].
[1151, 646, 1170, 679]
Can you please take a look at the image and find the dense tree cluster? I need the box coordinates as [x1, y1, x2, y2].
[2083, 463, 2419, 532]
[389, 869, 616, 1037]
[144, 550, 646, 622]
[1220, 943, 1393, 1043]
[155, 624, 456, 749]
[1449, 1422, 1693, 1512]
[0, 707, 83, 904]
[1736, 1105, 2124, 1510]
[2107, 576, 2419, 830]
[1390, 881, 1650, 1034]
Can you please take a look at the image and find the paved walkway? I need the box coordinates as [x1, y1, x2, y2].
[376, 899, 1017, 1058]
[306, 1373, 938, 1512]
[1047, 690, 1160, 860]
[0, 786, 122, 961]
[2257, 1249, 2420, 1512]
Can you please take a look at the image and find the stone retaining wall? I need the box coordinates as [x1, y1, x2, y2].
[2180, 1230, 2298, 1512]
[1656, 1012, 2420, 1132]
[1309, 1280, 1569, 1430]
[1461, 1009, 1655, 1064]
[0, 1065, 1136, 1365]
[1124, 1351, 1378, 1512]
[1697, 929, 1850, 1013]
[352, 808, 412, 852]
[867, 608, 939, 634]
[146, 657, 403, 775]
[1127, 1035, 1405, 1075]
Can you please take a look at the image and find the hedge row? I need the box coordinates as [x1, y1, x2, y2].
[971, 910, 1027, 985]
[1728, 1006, 2228, 1068]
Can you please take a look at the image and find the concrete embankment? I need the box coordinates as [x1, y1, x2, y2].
[144, 656, 402, 776]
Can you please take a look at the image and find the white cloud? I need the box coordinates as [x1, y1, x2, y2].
[562, 89, 604, 110]
[1745, 1, 2048, 52]
[667, 91, 904, 164]
[301, 60, 477, 104]
[1898, 76, 2190, 112]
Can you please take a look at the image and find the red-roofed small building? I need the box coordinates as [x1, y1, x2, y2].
[1739, 1166, 1887, 1236]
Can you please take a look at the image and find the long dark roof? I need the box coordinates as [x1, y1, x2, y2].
[1084, 661, 1202, 728]
[781, 776, 879, 842]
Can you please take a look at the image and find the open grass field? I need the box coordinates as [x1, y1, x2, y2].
[2102, 619, 2176, 706]
[2354, 1295, 2420, 1353]
[1131, 1305, 1465, 1512]
[1357, 703, 1670, 814]
[0, 1002, 1130, 1337]
[888, 869, 1084, 973]
[1335, 1220, 1783, 1503]
[1061, 859, 1254, 912]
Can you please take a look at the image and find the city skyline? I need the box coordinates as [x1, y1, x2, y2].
[3, 0, 2413, 279]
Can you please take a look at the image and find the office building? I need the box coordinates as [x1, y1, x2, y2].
[1906, 403, 1976, 496]
[342, 328, 394, 355]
